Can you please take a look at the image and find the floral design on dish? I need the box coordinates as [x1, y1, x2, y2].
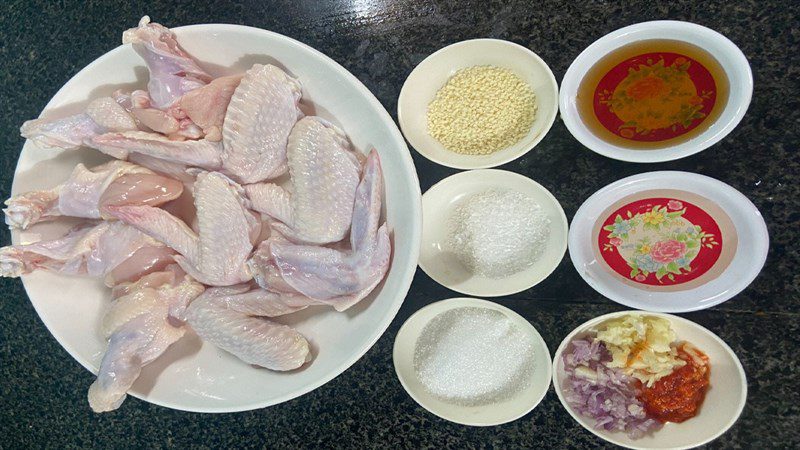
[591, 50, 721, 144]
[598, 57, 714, 139]
[599, 198, 722, 286]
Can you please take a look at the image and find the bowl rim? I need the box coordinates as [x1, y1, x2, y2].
[567, 170, 769, 313]
[393, 297, 552, 426]
[14, 22, 422, 413]
[559, 20, 753, 163]
[551, 310, 748, 449]
[418, 169, 569, 296]
[397, 38, 559, 169]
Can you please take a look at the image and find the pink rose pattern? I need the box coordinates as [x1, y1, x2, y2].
[650, 239, 688, 264]
[667, 200, 684, 211]
[603, 198, 721, 284]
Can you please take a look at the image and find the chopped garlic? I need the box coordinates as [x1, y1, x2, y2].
[596, 315, 686, 387]
[426, 66, 537, 155]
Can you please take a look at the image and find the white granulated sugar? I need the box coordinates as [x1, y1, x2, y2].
[446, 189, 551, 278]
[413, 306, 535, 406]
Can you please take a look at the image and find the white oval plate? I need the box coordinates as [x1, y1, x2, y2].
[552, 311, 747, 449]
[419, 169, 568, 297]
[560, 20, 752, 163]
[569, 171, 768, 312]
[398, 39, 559, 169]
[393, 297, 552, 426]
[12, 24, 422, 412]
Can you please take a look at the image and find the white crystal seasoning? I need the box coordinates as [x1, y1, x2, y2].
[446, 189, 551, 278]
[413, 306, 535, 406]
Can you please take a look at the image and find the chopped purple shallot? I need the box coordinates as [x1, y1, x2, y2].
[562, 336, 663, 439]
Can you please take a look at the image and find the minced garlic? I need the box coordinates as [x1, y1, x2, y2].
[427, 65, 537, 155]
[596, 315, 686, 387]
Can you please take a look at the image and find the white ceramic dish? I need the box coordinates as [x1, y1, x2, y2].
[560, 20, 752, 163]
[419, 169, 567, 297]
[393, 297, 552, 426]
[552, 311, 747, 449]
[398, 39, 559, 169]
[12, 24, 422, 412]
[569, 171, 767, 312]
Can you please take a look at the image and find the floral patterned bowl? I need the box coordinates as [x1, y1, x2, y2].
[568, 171, 768, 312]
[559, 21, 752, 163]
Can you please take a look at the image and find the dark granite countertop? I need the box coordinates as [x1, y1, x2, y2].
[1, 0, 798, 448]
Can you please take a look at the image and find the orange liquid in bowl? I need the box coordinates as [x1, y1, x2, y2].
[576, 39, 730, 150]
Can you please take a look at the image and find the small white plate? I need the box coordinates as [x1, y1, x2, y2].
[560, 21, 752, 163]
[420, 170, 568, 297]
[552, 311, 747, 449]
[398, 39, 559, 169]
[393, 297, 552, 426]
[569, 171, 768, 312]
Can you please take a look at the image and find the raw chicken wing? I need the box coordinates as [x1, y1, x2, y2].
[88, 131, 223, 170]
[0, 221, 174, 285]
[179, 74, 243, 141]
[246, 117, 360, 244]
[127, 153, 194, 183]
[250, 150, 390, 311]
[122, 16, 211, 109]
[221, 64, 303, 183]
[108, 171, 258, 286]
[88, 266, 204, 412]
[186, 286, 310, 370]
[247, 231, 300, 294]
[195, 283, 320, 317]
[20, 96, 138, 151]
[3, 160, 183, 229]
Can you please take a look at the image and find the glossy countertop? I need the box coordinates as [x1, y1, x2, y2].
[1, 0, 797, 447]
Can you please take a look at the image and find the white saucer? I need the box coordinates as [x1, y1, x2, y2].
[569, 171, 768, 312]
[398, 39, 559, 169]
[393, 297, 552, 426]
[559, 21, 753, 163]
[419, 170, 568, 297]
[552, 311, 747, 449]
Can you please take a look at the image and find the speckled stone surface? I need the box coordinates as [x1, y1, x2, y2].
[1, 0, 798, 448]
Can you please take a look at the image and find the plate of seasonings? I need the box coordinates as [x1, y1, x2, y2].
[420, 169, 568, 296]
[398, 39, 559, 169]
[552, 311, 747, 449]
[393, 297, 552, 426]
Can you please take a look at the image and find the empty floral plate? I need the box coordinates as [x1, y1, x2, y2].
[11, 23, 421, 412]
[568, 171, 767, 312]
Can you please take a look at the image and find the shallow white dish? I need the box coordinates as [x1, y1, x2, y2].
[398, 39, 559, 169]
[569, 171, 767, 312]
[419, 169, 567, 297]
[393, 297, 552, 426]
[559, 20, 752, 163]
[12, 23, 422, 412]
[552, 310, 747, 449]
